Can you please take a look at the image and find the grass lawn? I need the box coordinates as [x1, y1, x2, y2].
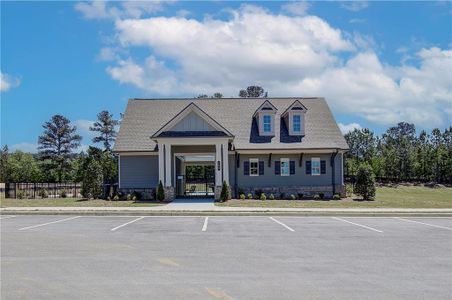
[0, 197, 165, 207]
[216, 186, 452, 208]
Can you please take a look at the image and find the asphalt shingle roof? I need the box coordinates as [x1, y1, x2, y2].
[113, 97, 349, 152]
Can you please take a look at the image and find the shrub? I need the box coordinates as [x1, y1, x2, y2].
[238, 188, 244, 196]
[132, 195, 137, 201]
[290, 194, 296, 200]
[319, 193, 324, 199]
[313, 194, 320, 200]
[297, 193, 304, 200]
[81, 158, 104, 199]
[355, 164, 376, 200]
[260, 193, 267, 201]
[239, 193, 246, 200]
[16, 191, 26, 199]
[220, 181, 229, 202]
[126, 194, 132, 200]
[60, 189, 67, 198]
[269, 193, 275, 200]
[247, 193, 253, 200]
[333, 194, 341, 200]
[279, 192, 285, 200]
[156, 180, 165, 201]
[38, 189, 48, 199]
[113, 194, 120, 201]
[254, 189, 263, 199]
[132, 191, 142, 201]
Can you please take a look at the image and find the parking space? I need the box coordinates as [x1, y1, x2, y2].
[1, 215, 451, 299]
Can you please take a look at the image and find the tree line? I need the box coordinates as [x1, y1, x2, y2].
[0, 111, 119, 191]
[345, 122, 452, 183]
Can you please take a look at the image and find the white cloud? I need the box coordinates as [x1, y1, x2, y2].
[349, 18, 366, 24]
[338, 122, 362, 134]
[75, 119, 96, 141]
[10, 143, 38, 153]
[340, 1, 369, 12]
[83, 5, 451, 129]
[281, 1, 310, 16]
[1, 71, 20, 92]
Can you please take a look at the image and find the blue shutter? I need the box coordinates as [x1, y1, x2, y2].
[275, 161, 280, 175]
[259, 161, 265, 175]
[244, 161, 250, 176]
[306, 161, 311, 174]
[321, 160, 326, 174]
[290, 161, 295, 175]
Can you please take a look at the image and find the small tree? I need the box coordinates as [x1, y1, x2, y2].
[81, 157, 104, 199]
[238, 86, 265, 98]
[213, 93, 223, 98]
[220, 181, 229, 202]
[355, 164, 376, 200]
[156, 180, 165, 201]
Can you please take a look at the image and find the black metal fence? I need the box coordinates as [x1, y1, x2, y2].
[5, 183, 82, 199]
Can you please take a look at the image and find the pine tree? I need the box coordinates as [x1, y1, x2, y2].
[90, 111, 119, 152]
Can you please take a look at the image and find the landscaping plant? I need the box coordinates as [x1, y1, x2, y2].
[239, 194, 245, 200]
[260, 193, 267, 201]
[268, 193, 275, 200]
[220, 181, 229, 202]
[355, 164, 376, 200]
[156, 180, 165, 201]
[247, 193, 253, 200]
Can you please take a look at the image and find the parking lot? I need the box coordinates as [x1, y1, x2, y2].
[1, 215, 451, 299]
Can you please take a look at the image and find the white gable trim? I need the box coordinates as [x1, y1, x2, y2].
[151, 102, 234, 138]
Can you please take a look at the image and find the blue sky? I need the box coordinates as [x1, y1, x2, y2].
[1, 1, 451, 153]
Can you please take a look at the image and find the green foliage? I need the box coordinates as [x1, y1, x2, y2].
[38, 189, 48, 198]
[319, 193, 325, 199]
[268, 193, 275, 200]
[220, 181, 229, 202]
[90, 111, 119, 152]
[260, 193, 267, 201]
[247, 193, 253, 199]
[16, 190, 26, 199]
[239, 193, 245, 200]
[289, 194, 296, 200]
[156, 180, 165, 201]
[333, 194, 341, 200]
[81, 158, 104, 199]
[59, 189, 67, 198]
[279, 192, 285, 200]
[239, 86, 265, 98]
[297, 193, 304, 199]
[313, 194, 320, 200]
[355, 164, 376, 200]
[4, 150, 43, 182]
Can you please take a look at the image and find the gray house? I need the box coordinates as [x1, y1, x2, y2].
[113, 97, 349, 200]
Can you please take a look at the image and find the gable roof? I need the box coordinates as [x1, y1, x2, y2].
[281, 100, 308, 117]
[113, 97, 349, 152]
[253, 99, 277, 117]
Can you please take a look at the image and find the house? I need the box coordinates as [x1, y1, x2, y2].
[113, 97, 349, 200]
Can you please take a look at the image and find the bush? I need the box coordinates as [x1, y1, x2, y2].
[289, 194, 296, 200]
[333, 194, 341, 200]
[260, 193, 267, 201]
[156, 180, 165, 201]
[81, 158, 104, 199]
[220, 181, 229, 202]
[355, 164, 376, 200]
[297, 193, 304, 200]
[126, 194, 132, 200]
[132, 191, 142, 201]
[319, 193, 324, 199]
[254, 189, 263, 199]
[113, 194, 120, 201]
[38, 189, 48, 199]
[279, 192, 285, 200]
[269, 193, 275, 200]
[16, 190, 26, 199]
[59, 189, 67, 198]
[239, 193, 246, 200]
[313, 194, 320, 200]
[247, 193, 253, 200]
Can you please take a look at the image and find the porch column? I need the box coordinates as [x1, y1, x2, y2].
[165, 143, 172, 187]
[215, 143, 222, 186]
[158, 143, 165, 185]
[222, 142, 229, 185]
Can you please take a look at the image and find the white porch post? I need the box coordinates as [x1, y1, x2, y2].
[165, 143, 172, 187]
[215, 143, 222, 186]
[222, 143, 229, 185]
[158, 143, 165, 185]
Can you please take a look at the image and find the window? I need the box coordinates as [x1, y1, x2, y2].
[311, 158, 320, 175]
[263, 115, 272, 132]
[250, 158, 259, 176]
[293, 114, 301, 132]
[280, 158, 290, 176]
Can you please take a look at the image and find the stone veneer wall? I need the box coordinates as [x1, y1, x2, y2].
[164, 187, 175, 201]
[118, 188, 156, 200]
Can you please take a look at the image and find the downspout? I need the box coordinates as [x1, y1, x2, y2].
[331, 149, 339, 195]
[234, 152, 238, 198]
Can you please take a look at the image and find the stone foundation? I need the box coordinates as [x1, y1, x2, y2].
[164, 187, 175, 201]
[118, 188, 155, 200]
[237, 185, 346, 199]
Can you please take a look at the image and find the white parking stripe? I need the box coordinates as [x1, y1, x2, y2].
[202, 217, 209, 232]
[269, 217, 295, 232]
[331, 217, 383, 233]
[0, 215, 16, 220]
[394, 217, 452, 231]
[19, 216, 81, 230]
[111, 217, 144, 231]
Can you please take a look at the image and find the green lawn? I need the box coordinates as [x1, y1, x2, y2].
[0, 197, 164, 207]
[216, 186, 452, 208]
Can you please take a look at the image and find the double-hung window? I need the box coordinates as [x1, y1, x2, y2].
[263, 115, 272, 133]
[293, 115, 301, 132]
[250, 158, 259, 176]
[311, 158, 320, 176]
[280, 158, 290, 176]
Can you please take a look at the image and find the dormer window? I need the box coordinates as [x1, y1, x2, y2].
[253, 100, 277, 136]
[282, 100, 307, 136]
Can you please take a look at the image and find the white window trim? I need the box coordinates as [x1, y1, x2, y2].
[287, 111, 305, 136]
[258, 112, 275, 136]
[250, 158, 259, 176]
[280, 158, 290, 176]
[311, 157, 321, 176]
[292, 114, 301, 133]
[263, 115, 272, 133]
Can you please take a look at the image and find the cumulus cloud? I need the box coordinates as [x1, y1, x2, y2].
[338, 122, 362, 134]
[75, 119, 96, 141]
[1, 71, 20, 92]
[80, 4, 451, 129]
[281, 1, 310, 16]
[340, 1, 369, 12]
[10, 143, 38, 153]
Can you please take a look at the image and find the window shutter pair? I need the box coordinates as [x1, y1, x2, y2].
[243, 160, 265, 175]
[274, 160, 296, 175]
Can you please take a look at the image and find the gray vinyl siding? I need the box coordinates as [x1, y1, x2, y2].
[236, 153, 341, 188]
[119, 155, 159, 188]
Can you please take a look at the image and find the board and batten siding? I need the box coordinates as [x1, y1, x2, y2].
[119, 155, 159, 188]
[170, 111, 216, 132]
[236, 153, 343, 188]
